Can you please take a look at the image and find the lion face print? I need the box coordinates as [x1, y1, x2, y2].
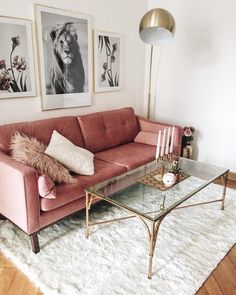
[50, 23, 80, 66]
[47, 22, 85, 94]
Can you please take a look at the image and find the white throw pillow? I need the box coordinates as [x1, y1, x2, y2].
[45, 130, 94, 176]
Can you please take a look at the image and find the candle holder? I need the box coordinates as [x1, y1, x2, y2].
[155, 152, 174, 177]
[155, 152, 173, 163]
[168, 153, 173, 161]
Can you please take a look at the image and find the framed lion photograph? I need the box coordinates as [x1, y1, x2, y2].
[35, 5, 92, 110]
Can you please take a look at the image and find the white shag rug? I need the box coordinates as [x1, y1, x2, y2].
[0, 183, 236, 295]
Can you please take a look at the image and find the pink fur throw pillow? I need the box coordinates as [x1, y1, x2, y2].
[10, 132, 73, 184]
[38, 175, 56, 199]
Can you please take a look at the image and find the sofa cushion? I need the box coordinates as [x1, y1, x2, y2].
[45, 131, 94, 175]
[40, 197, 89, 228]
[136, 115, 169, 133]
[134, 131, 157, 146]
[38, 175, 56, 199]
[40, 159, 127, 211]
[0, 116, 84, 154]
[95, 142, 156, 170]
[10, 133, 73, 184]
[136, 116, 182, 156]
[77, 107, 139, 153]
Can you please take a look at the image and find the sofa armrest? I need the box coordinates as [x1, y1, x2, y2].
[0, 151, 40, 234]
[135, 115, 182, 156]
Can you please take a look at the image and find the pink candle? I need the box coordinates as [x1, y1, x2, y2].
[155, 130, 161, 159]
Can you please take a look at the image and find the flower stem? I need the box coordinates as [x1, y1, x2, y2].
[9, 50, 21, 92]
[10, 50, 16, 82]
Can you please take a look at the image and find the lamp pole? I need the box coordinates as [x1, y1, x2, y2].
[147, 45, 153, 119]
[139, 8, 175, 120]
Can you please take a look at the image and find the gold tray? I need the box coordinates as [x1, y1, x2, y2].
[137, 167, 190, 191]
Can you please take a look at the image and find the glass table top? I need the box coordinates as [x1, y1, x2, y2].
[86, 158, 229, 222]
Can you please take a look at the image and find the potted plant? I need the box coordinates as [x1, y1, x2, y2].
[169, 160, 182, 182]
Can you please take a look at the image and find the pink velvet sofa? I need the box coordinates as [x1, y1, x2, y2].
[0, 107, 182, 253]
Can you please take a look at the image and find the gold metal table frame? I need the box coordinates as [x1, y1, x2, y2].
[85, 160, 229, 279]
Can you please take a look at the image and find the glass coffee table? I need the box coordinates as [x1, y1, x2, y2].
[85, 158, 229, 279]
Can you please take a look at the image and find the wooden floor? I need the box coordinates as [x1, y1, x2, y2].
[196, 245, 236, 295]
[0, 181, 235, 295]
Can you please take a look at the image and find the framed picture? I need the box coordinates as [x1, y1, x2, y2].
[35, 5, 92, 110]
[94, 31, 122, 92]
[0, 16, 36, 99]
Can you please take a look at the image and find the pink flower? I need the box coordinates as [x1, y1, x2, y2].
[183, 128, 192, 137]
[183, 127, 194, 137]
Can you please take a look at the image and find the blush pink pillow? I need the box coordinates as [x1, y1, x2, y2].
[38, 175, 56, 199]
[134, 131, 157, 146]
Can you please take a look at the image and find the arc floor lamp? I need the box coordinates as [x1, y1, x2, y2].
[139, 8, 176, 119]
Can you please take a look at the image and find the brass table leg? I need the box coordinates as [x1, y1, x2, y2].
[85, 193, 98, 238]
[86, 192, 90, 238]
[148, 223, 156, 279]
[147, 218, 164, 279]
[221, 171, 228, 210]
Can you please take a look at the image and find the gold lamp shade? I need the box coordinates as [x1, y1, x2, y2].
[139, 8, 175, 46]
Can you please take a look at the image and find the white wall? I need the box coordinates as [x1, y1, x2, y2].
[149, 0, 236, 172]
[3, 0, 234, 172]
[0, 0, 147, 124]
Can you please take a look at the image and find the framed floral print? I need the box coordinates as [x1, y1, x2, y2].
[0, 16, 36, 99]
[35, 5, 92, 110]
[94, 31, 122, 92]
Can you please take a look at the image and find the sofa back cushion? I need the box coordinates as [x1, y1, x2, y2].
[0, 116, 84, 153]
[77, 107, 139, 153]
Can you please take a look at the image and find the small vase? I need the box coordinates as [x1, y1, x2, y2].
[162, 173, 176, 187]
[182, 146, 189, 158]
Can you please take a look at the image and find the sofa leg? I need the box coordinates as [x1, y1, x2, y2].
[30, 233, 40, 254]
